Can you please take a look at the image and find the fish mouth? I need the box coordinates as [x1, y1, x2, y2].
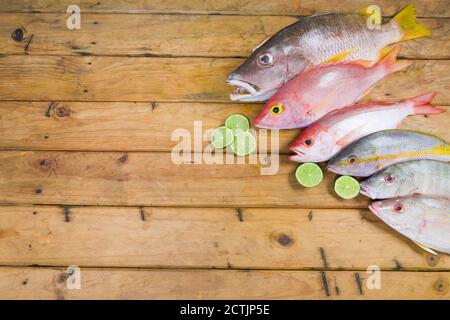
[226, 78, 274, 102]
[359, 183, 377, 199]
[288, 148, 306, 162]
[368, 204, 378, 216]
[326, 163, 339, 174]
[289, 154, 304, 162]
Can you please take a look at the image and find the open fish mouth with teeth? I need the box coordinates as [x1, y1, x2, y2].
[288, 149, 306, 162]
[226, 79, 274, 102]
[226, 79, 259, 101]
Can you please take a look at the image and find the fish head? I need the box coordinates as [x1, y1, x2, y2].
[289, 125, 336, 162]
[254, 93, 300, 129]
[327, 141, 378, 177]
[369, 197, 423, 236]
[360, 166, 415, 199]
[227, 37, 307, 102]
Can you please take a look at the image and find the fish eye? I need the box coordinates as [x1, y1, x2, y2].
[303, 138, 314, 147]
[384, 174, 396, 184]
[270, 104, 284, 115]
[348, 155, 357, 164]
[393, 204, 404, 213]
[257, 53, 274, 66]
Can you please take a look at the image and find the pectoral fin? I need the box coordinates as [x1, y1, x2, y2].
[337, 124, 366, 148]
[323, 48, 357, 63]
[413, 241, 438, 256]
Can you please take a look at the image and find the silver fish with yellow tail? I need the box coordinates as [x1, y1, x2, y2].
[227, 4, 431, 101]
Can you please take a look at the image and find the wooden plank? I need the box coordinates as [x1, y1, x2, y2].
[0, 151, 369, 208]
[0, 102, 448, 152]
[1, 14, 447, 59]
[0, 56, 448, 103]
[0, 205, 447, 269]
[0, 267, 448, 299]
[2, 0, 448, 17]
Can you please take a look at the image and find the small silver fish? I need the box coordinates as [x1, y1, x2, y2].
[361, 160, 450, 199]
[327, 130, 450, 177]
[227, 4, 431, 101]
[369, 196, 450, 254]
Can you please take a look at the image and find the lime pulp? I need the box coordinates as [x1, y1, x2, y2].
[225, 114, 250, 133]
[231, 131, 256, 156]
[295, 163, 323, 188]
[210, 126, 234, 149]
[334, 176, 360, 199]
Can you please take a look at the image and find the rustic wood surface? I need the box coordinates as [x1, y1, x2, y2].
[0, 57, 449, 103]
[0, 206, 447, 270]
[0, 0, 448, 300]
[2, 0, 449, 17]
[0, 102, 448, 152]
[0, 151, 370, 208]
[0, 267, 448, 299]
[0, 14, 448, 58]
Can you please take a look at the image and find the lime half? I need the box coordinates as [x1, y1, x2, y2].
[225, 114, 250, 133]
[211, 126, 234, 149]
[334, 176, 360, 199]
[231, 131, 256, 156]
[295, 163, 323, 188]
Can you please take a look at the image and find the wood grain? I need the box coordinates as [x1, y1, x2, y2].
[0, 102, 448, 152]
[0, 205, 447, 269]
[0, 151, 369, 208]
[0, 56, 448, 103]
[1, 14, 447, 58]
[2, 0, 448, 17]
[0, 267, 448, 299]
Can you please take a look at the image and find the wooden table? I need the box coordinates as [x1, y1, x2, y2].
[0, 0, 448, 299]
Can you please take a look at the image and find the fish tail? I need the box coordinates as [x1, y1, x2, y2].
[408, 92, 446, 115]
[392, 4, 432, 41]
[375, 46, 411, 76]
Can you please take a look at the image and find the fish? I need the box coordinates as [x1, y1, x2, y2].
[227, 4, 431, 102]
[369, 196, 450, 254]
[289, 93, 444, 162]
[327, 130, 450, 177]
[254, 46, 411, 129]
[360, 160, 450, 200]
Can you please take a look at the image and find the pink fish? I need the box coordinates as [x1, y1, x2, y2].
[254, 46, 411, 129]
[289, 93, 444, 163]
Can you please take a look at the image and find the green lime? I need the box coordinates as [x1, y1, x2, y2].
[210, 126, 234, 149]
[295, 163, 323, 188]
[231, 131, 256, 156]
[225, 114, 250, 133]
[334, 176, 360, 199]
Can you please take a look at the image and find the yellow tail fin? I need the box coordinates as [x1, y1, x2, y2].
[393, 4, 432, 41]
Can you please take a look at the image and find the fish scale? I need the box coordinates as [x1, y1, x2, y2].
[328, 130, 450, 177]
[227, 4, 430, 102]
[370, 196, 450, 254]
[289, 93, 444, 163]
[360, 160, 450, 199]
[255, 46, 411, 129]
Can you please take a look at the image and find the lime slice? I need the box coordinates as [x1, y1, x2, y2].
[210, 126, 234, 149]
[225, 114, 250, 133]
[295, 163, 323, 188]
[231, 131, 256, 156]
[334, 176, 360, 199]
